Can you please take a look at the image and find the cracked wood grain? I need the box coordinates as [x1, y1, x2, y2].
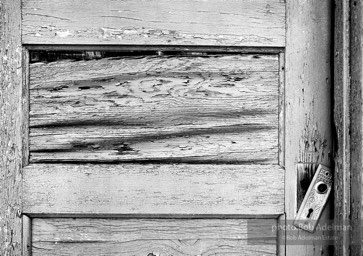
[22, 0, 285, 47]
[23, 164, 284, 216]
[29, 55, 280, 164]
[32, 218, 277, 256]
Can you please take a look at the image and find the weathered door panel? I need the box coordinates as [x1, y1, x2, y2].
[32, 219, 278, 256]
[29, 55, 279, 163]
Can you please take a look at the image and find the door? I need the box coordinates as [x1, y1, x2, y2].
[6, 0, 332, 255]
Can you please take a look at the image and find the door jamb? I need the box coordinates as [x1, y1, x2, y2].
[334, 0, 362, 255]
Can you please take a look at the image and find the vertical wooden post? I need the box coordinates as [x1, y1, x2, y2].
[0, 0, 23, 255]
[285, 0, 333, 255]
[334, 0, 362, 255]
[334, 2, 351, 254]
[349, 1, 362, 254]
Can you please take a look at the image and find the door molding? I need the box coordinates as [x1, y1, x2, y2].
[334, 0, 362, 255]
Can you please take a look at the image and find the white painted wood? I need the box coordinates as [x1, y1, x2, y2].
[0, 1, 24, 255]
[22, 0, 285, 47]
[23, 164, 284, 216]
[29, 55, 279, 164]
[285, 0, 333, 255]
[32, 218, 278, 256]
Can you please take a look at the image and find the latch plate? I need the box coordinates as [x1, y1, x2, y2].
[293, 164, 332, 232]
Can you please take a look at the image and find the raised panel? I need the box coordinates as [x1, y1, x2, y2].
[30, 54, 279, 164]
[23, 164, 284, 216]
[32, 218, 278, 256]
[22, 0, 285, 47]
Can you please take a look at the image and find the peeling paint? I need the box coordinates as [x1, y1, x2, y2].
[55, 30, 72, 38]
[299, 117, 328, 164]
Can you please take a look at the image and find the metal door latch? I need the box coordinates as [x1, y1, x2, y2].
[293, 164, 332, 232]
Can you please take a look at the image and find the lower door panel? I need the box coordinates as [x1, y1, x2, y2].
[32, 218, 278, 256]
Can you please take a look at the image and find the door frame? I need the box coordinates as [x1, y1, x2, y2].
[0, 0, 361, 255]
[334, 0, 362, 255]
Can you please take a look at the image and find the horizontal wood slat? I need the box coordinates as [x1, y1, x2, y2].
[32, 218, 278, 255]
[23, 164, 284, 216]
[29, 55, 279, 164]
[22, 0, 285, 47]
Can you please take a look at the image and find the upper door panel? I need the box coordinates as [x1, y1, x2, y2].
[29, 54, 280, 164]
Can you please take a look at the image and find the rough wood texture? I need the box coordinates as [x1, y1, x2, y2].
[23, 164, 284, 216]
[334, 0, 351, 254]
[27, 45, 284, 54]
[22, 0, 285, 47]
[32, 218, 278, 256]
[350, 1, 363, 255]
[22, 50, 30, 168]
[278, 52, 285, 168]
[277, 214, 285, 256]
[285, 1, 333, 255]
[334, 0, 362, 255]
[0, 0, 24, 255]
[349, 1, 362, 254]
[29, 55, 279, 164]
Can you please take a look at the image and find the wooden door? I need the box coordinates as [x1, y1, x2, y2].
[0, 0, 333, 255]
